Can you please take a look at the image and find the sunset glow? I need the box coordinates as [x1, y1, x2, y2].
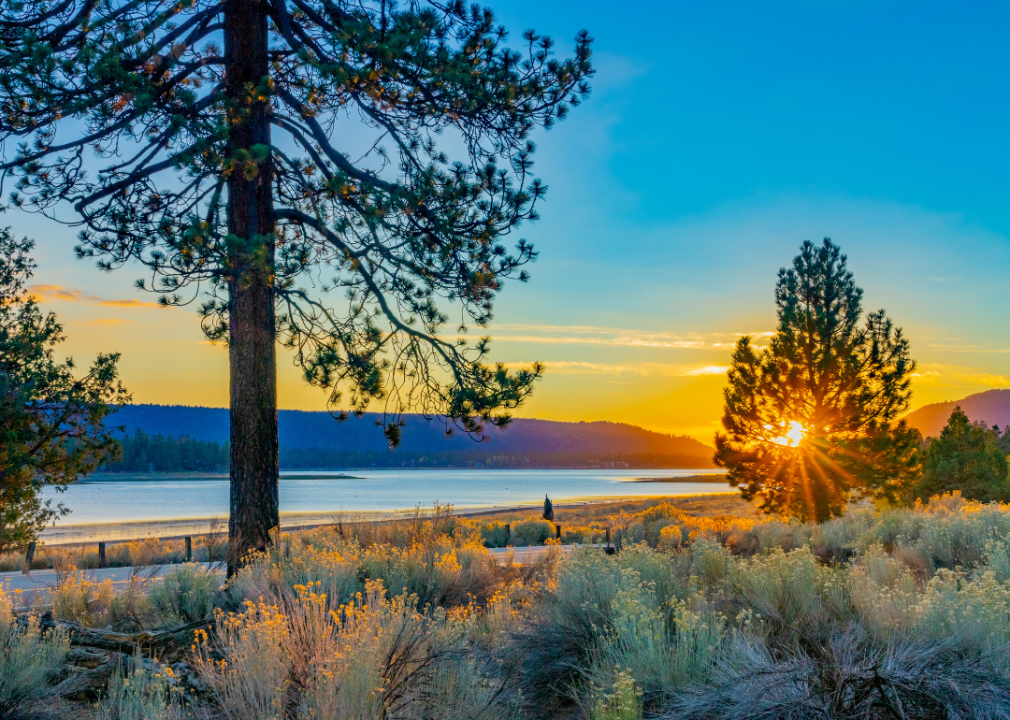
[770, 420, 807, 448]
[5, 0, 1009, 443]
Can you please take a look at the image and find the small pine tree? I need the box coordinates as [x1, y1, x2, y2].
[714, 239, 919, 522]
[912, 407, 1010, 503]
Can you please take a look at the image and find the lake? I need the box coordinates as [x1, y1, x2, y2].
[39, 468, 731, 542]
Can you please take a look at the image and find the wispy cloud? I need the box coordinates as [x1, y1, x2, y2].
[911, 363, 1010, 388]
[537, 360, 730, 378]
[28, 284, 162, 309]
[489, 323, 772, 350]
[684, 365, 731, 376]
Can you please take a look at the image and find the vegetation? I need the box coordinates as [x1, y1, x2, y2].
[103, 430, 230, 473]
[280, 447, 715, 470]
[912, 406, 1010, 503]
[0, 0, 593, 570]
[99, 434, 715, 471]
[715, 238, 920, 522]
[0, 229, 129, 553]
[0, 584, 68, 716]
[8, 494, 1010, 717]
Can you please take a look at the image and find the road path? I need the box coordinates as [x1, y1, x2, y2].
[0, 545, 594, 604]
[0, 562, 220, 606]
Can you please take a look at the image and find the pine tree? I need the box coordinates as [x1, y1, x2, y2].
[912, 407, 1010, 503]
[714, 239, 919, 521]
[0, 0, 593, 570]
[0, 229, 129, 552]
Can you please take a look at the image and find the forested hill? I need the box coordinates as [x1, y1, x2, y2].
[103, 404, 716, 470]
[903, 389, 1010, 439]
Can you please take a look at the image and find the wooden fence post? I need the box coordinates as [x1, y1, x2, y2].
[185, 537, 193, 563]
[556, 524, 561, 540]
[25, 541, 36, 568]
[505, 524, 510, 546]
[98, 542, 107, 569]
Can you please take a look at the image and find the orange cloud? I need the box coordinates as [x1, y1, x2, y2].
[27, 284, 162, 308]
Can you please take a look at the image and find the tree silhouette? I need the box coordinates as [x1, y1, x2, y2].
[714, 239, 919, 521]
[0, 229, 129, 552]
[0, 0, 593, 569]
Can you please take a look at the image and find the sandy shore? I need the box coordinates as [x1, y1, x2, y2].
[37, 493, 740, 545]
[629, 473, 728, 483]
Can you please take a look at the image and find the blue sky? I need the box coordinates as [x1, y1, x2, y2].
[10, 0, 1010, 440]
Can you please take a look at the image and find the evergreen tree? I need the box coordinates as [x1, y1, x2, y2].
[714, 239, 919, 521]
[912, 407, 1010, 503]
[103, 429, 229, 471]
[0, 229, 129, 552]
[0, 1, 593, 570]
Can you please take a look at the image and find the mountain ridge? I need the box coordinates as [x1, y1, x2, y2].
[903, 389, 1010, 439]
[107, 404, 716, 467]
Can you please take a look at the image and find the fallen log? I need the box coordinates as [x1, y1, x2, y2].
[26, 612, 214, 664]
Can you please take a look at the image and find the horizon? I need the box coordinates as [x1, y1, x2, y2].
[6, 0, 1008, 444]
[110, 390, 1010, 448]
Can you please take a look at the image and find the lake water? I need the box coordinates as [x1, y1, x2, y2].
[41, 468, 731, 527]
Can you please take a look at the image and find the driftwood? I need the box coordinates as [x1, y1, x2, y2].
[17, 612, 215, 700]
[30, 612, 214, 663]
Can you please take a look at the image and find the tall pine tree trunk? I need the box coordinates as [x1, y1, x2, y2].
[224, 0, 278, 575]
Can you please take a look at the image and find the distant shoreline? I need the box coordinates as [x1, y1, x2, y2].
[84, 468, 721, 483]
[629, 474, 728, 484]
[82, 472, 361, 483]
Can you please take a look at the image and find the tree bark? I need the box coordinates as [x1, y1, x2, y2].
[224, 0, 277, 576]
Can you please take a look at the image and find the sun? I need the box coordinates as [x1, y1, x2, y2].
[768, 420, 807, 448]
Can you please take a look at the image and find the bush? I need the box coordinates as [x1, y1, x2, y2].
[729, 547, 844, 632]
[592, 670, 643, 720]
[196, 581, 518, 720]
[229, 525, 503, 611]
[0, 587, 69, 716]
[149, 563, 219, 624]
[665, 629, 1010, 720]
[52, 570, 119, 628]
[480, 521, 510, 548]
[97, 654, 191, 720]
[511, 518, 553, 546]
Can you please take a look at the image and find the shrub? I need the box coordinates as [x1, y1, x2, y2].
[729, 547, 845, 632]
[50, 568, 158, 630]
[52, 569, 118, 627]
[197, 581, 517, 720]
[592, 669, 643, 720]
[149, 563, 219, 624]
[230, 524, 502, 610]
[664, 628, 1010, 720]
[511, 518, 553, 546]
[480, 521, 510, 548]
[0, 587, 69, 716]
[194, 600, 290, 720]
[97, 654, 191, 720]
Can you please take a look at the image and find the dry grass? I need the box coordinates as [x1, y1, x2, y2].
[0, 585, 69, 716]
[0, 532, 226, 573]
[12, 492, 1010, 719]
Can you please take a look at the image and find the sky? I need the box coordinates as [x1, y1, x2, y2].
[6, 0, 1010, 443]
